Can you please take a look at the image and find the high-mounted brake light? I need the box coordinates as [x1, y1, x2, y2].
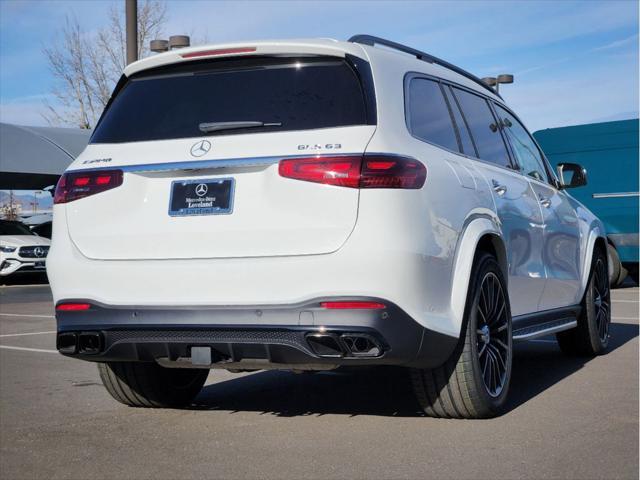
[56, 303, 91, 311]
[181, 47, 256, 59]
[54, 169, 123, 204]
[278, 155, 426, 189]
[321, 301, 386, 310]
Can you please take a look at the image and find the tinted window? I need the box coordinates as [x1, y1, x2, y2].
[494, 105, 549, 183]
[92, 57, 370, 143]
[451, 87, 511, 168]
[0, 221, 34, 236]
[443, 86, 476, 156]
[407, 78, 459, 151]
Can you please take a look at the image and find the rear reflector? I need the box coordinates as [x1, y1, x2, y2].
[54, 169, 123, 204]
[321, 301, 386, 310]
[56, 303, 91, 311]
[181, 47, 256, 59]
[278, 155, 426, 189]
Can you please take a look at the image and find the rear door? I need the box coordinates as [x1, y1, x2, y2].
[450, 86, 546, 316]
[494, 104, 582, 309]
[66, 55, 376, 260]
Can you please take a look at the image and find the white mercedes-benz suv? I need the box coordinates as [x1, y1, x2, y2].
[48, 36, 610, 418]
[1, 220, 50, 278]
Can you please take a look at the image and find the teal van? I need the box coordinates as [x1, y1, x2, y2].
[534, 119, 639, 286]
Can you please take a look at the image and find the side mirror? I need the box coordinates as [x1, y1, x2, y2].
[556, 163, 587, 189]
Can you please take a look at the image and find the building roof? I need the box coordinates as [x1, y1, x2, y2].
[0, 123, 91, 189]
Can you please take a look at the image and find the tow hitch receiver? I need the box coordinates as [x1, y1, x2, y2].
[190, 346, 212, 366]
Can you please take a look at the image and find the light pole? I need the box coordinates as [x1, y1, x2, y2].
[125, 0, 138, 65]
[481, 74, 514, 93]
[150, 36, 191, 53]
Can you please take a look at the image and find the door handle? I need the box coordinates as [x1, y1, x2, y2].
[492, 179, 507, 196]
[539, 195, 551, 208]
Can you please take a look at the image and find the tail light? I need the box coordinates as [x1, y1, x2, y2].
[54, 169, 123, 204]
[278, 155, 426, 189]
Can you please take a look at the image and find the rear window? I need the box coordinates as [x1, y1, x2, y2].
[406, 78, 459, 152]
[91, 56, 372, 143]
[450, 87, 511, 168]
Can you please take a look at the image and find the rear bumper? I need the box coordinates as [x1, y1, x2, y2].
[56, 298, 458, 370]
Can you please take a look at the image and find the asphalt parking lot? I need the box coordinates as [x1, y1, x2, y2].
[0, 282, 638, 480]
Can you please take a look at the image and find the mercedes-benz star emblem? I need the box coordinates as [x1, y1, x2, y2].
[190, 140, 211, 157]
[34, 247, 45, 258]
[195, 184, 208, 197]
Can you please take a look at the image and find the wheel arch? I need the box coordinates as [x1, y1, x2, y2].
[449, 214, 506, 338]
[580, 225, 608, 299]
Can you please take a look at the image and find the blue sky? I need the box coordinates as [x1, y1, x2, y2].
[0, 0, 638, 132]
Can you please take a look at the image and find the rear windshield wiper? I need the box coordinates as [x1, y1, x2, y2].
[198, 121, 282, 133]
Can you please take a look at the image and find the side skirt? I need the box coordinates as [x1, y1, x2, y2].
[512, 306, 581, 341]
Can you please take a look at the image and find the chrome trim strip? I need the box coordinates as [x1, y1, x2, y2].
[71, 156, 283, 174]
[66, 152, 410, 174]
[513, 319, 577, 341]
[592, 192, 639, 199]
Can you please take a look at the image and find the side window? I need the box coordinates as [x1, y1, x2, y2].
[494, 104, 549, 183]
[450, 87, 512, 168]
[407, 78, 459, 152]
[443, 85, 477, 157]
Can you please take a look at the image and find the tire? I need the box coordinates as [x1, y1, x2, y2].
[607, 244, 627, 288]
[556, 247, 610, 356]
[411, 252, 513, 419]
[98, 362, 208, 408]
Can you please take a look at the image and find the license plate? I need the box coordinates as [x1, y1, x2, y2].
[34, 262, 45, 269]
[168, 178, 234, 216]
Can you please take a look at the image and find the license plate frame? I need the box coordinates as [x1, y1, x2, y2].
[168, 178, 235, 217]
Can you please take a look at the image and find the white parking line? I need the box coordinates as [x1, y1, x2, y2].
[612, 300, 638, 304]
[0, 331, 56, 338]
[0, 284, 49, 289]
[0, 345, 57, 354]
[0, 313, 54, 318]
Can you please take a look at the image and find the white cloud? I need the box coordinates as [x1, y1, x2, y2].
[591, 33, 639, 52]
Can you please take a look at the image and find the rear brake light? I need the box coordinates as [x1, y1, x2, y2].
[278, 155, 426, 189]
[54, 169, 123, 204]
[181, 47, 256, 59]
[279, 156, 361, 188]
[56, 303, 91, 311]
[321, 301, 386, 309]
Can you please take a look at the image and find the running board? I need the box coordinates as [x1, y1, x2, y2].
[513, 318, 577, 341]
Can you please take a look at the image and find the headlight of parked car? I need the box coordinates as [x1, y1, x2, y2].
[0, 246, 17, 253]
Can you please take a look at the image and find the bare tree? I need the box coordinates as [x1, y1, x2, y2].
[43, 1, 167, 129]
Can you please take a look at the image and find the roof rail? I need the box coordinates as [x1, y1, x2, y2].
[348, 34, 501, 98]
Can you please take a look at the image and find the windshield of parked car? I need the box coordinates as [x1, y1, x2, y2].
[0, 221, 35, 236]
[91, 56, 371, 143]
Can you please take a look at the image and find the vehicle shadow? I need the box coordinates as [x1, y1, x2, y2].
[505, 321, 638, 414]
[0, 272, 48, 286]
[192, 322, 638, 418]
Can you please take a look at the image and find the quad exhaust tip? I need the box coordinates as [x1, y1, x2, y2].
[57, 331, 103, 355]
[340, 334, 382, 357]
[306, 332, 383, 358]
